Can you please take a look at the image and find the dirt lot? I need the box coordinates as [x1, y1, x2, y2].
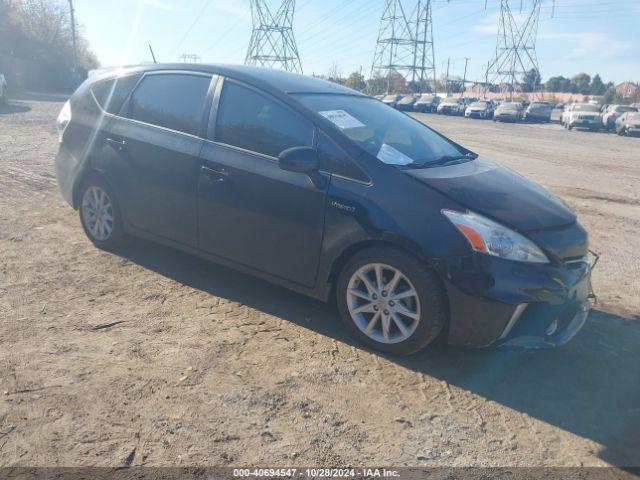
[1, 98, 639, 469]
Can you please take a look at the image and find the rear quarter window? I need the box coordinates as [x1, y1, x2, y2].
[91, 74, 142, 115]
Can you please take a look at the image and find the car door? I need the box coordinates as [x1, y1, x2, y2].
[197, 78, 328, 288]
[104, 72, 215, 247]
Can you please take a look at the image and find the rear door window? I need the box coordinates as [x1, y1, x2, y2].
[128, 73, 212, 136]
[214, 80, 314, 158]
[91, 74, 141, 115]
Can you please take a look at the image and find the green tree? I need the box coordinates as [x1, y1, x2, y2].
[366, 74, 389, 95]
[570, 73, 591, 94]
[590, 74, 606, 95]
[0, 0, 98, 91]
[344, 71, 366, 92]
[545, 75, 571, 92]
[522, 68, 541, 92]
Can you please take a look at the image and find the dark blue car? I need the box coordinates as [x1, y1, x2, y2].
[55, 64, 593, 355]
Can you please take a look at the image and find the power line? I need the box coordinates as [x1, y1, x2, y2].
[172, 0, 213, 57]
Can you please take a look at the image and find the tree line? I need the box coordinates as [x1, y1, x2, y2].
[320, 64, 638, 104]
[0, 0, 98, 91]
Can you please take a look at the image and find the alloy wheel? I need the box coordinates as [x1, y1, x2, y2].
[81, 186, 114, 241]
[346, 263, 421, 344]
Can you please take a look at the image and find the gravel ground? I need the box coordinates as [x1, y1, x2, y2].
[0, 98, 639, 469]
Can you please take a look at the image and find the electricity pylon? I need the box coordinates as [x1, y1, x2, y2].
[371, 0, 436, 93]
[245, 0, 303, 74]
[484, 0, 542, 99]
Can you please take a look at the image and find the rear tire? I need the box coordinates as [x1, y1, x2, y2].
[78, 175, 126, 250]
[336, 246, 447, 355]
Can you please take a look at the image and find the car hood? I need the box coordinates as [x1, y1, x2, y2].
[496, 109, 518, 114]
[404, 157, 576, 232]
[572, 112, 599, 117]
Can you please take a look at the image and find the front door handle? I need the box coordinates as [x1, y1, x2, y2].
[106, 137, 127, 151]
[201, 165, 228, 182]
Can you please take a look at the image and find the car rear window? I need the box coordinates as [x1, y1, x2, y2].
[214, 81, 314, 158]
[128, 73, 212, 136]
[91, 73, 141, 115]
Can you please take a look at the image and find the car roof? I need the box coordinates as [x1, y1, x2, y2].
[91, 63, 364, 97]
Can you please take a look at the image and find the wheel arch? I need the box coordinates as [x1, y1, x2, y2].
[326, 238, 446, 298]
[71, 166, 110, 209]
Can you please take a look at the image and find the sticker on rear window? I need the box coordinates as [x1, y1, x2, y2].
[318, 110, 366, 130]
[377, 144, 414, 166]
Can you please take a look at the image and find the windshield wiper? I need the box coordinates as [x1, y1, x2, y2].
[420, 152, 477, 168]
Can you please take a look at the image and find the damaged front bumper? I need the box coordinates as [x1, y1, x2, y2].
[498, 253, 597, 348]
[436, 239, 597, 349]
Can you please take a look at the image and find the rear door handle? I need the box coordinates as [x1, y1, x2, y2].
[201, 165, 228, 182]
[106, 137, 127, 150]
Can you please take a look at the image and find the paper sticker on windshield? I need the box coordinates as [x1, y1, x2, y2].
[318, 110, 365, 130]
[377, 144, 414, 166]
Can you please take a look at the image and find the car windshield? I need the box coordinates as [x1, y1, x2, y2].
[442, 98, 458, 105]
[617, 106, 637, 112]
[470, 101, 488, 108]
[573, 104, 600, 112]
[419, 95, 434, 101]
[383, 95, 399, 101]
[500, 102, 521, 109]
[530, 102, 549, 108]
[293, 93, 474, 168]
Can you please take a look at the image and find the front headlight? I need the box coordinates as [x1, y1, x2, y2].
[442, 209, 549, 264]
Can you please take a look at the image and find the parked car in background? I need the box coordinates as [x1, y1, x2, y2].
[396, 94, 418, 111]
[414, 94, 440, 113]
[55, 63, 593, 353]
[0, 73, 7, 103]
[374, 94, 384, 100]
[524, 102, 553, 122]
[437, 97, 465, 116]
[562, 103, 602, 131]
[464, 100, 494, 119]
[494, 102, 524, 122]
[382, 94, 403, 108]
[615, 112, 640, 137]
[602, 104, 638, 130]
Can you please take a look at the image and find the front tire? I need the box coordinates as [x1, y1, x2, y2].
[336, 247, 447, 355]
[78, 175, 126, 250]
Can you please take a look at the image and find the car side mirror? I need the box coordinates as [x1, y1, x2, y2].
[279, 147, 320, 174]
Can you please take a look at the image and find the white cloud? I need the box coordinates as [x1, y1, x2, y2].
[540, 31, 632, 60]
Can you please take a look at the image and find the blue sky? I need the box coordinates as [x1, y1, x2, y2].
[75, 0, 640, 84]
